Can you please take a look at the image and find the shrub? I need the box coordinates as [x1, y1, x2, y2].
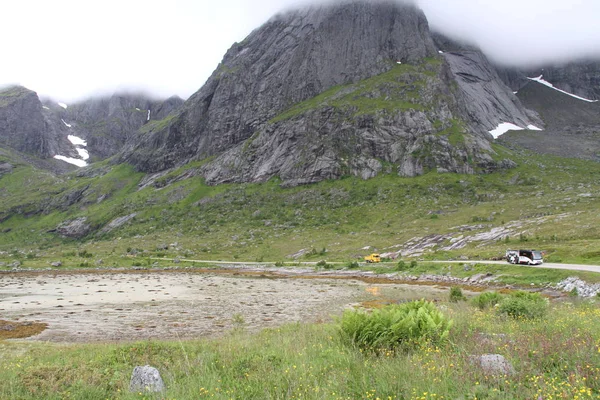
[274, 261, 285, 267]
[410, 260, 418, 268]
[395, 260, 407, 271]
[497, 291, 548, 319]
[471, 291, 503, 310]
[449, 286, 466, 302]
[345, 261, 359, 269]
[78, 250, 93, 258]
[339, 300, 452, 352]
[316, 260, 333, 269]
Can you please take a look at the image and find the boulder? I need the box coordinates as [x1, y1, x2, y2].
[129, 365, 165, 393]
[470, 354, 515, 376]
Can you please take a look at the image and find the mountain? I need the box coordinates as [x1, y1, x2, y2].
[121, 0, 539, 186]
[0, 85, 183, 170]
[497, 61, 600, 102]
[45, 93, 184, 161]
[498, 77, 600, 161]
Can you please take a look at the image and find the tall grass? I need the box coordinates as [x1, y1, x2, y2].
[2, 298, 600, 399]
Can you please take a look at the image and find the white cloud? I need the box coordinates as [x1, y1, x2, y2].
[1, 0, 599, 101]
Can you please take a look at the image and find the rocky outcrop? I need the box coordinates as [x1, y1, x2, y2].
[55, 217, 91, 238]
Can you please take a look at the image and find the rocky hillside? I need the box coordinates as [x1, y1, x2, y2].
[121, 0, 540, 186]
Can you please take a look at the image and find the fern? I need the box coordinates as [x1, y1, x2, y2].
[339, 300, 452, 352]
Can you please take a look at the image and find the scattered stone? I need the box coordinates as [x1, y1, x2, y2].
[10, 261, 21, 268]
[470, 354, 515, 376]
[556, 277, 600, 297]
[96, 259, 104, 265]
[129, 365, 165, 393]
[50, 261, 62, 267]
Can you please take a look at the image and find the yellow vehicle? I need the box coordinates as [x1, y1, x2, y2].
[364, 253, 381, 263]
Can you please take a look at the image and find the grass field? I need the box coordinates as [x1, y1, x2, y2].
[1, 144, 599, 271]
[2, 297, 600, 399]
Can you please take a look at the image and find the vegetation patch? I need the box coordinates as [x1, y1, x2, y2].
[0, 320, 47, 340]
[339, 300, 452, 352]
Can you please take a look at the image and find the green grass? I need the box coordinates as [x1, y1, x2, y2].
[270, 61, 437, 123]
[2, 298, 600, 399]
[0, 142, 599, 271]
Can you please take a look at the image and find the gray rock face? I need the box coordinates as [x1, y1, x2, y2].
[129, 365, 165, 393]
[122, 0, 439, 173]
[442, 51, 543, 133]
[0, 86, 59, 158]
[56, 217, 91, 238]
[99, 213, 137, 235]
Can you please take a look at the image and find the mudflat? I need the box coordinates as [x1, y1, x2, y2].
[0, 270, 450, 342]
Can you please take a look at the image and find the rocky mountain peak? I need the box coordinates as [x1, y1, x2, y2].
[122, 0, 439, 173]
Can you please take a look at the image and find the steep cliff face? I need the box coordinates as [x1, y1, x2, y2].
[0, 86, 54, 157]
[200, 57, 514, 186]
[441, 51, 543, 132]
[122, 0, 440, 173]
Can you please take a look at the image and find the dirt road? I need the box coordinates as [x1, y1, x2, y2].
[153, 257, 600, 274]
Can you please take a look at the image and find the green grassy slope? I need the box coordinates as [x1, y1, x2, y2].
[0, 142, 599, 269]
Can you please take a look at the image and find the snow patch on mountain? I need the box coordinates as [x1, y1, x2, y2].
[67, 135, 87, 146]
[147, 110, 150, 121]
[527, 125, 543, 131]
[527, 75, 598, 103]
[489, 122, 524, 139]
[489, 122, 543, 139]
[58, 102, 68, 109]
[76, 148, 89, 160]
[53, 155, 88, 167]
[61, 119, 72, 128]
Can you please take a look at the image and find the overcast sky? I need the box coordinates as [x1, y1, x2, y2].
[1, 0, 599, 102]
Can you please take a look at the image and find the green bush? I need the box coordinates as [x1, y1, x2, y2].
[395, 260, 407, 271]
[339, 300, 453, 352]
[497, 291, 548, 319]
[78, 250, 93, 258]
[345, 261, 359, 269]
[471, 291, 503, 310]
[449, 286, 466, 302]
